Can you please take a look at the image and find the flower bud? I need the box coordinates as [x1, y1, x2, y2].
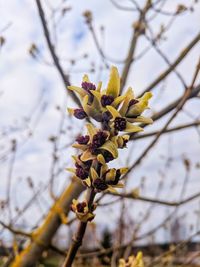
[93, 178, 108, 192]
[74, 108, 87, 119]
[114, 117, 127, 131]
[101, 95, 114, 107]
[76, 135, 90, 145]
[126, 92, 152, 117]
[71, 199, 95, 222]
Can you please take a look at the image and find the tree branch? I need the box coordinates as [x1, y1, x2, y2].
[35, 0, 81, 106]
[120, 0, 152, 92]
[139, 32, 200, 97]
[133, 121, 200, 140]
[109, 191, 200, 207]
[127, 59, 200, 174]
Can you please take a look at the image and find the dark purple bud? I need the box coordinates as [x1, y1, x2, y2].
[93, 178, 108, 191]
[84, 160, 93, 171]
[75, 162, 80, 169]
[75, 155, 92, 171]
[114, 117, 126, 131]
[76, 135, 90, 145]
[81, 82, 96, 92]
[89, 131, 108, 154]
[76, 166, 88, 180]
[81, 82, 96, 103]
[102, 111, 112, 131]
[103, 151, 114, 163]
[92, 131, 108, 148]
[102, 111, 112, 123]
[74, 109, 87, 120]
[101, 95, 114, 107]
[76, 202, 87, 213]
[128, 99, 139, 108]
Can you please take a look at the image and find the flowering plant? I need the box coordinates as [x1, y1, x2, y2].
[118, 252, 144, 267]
[63, 66, 152, 267]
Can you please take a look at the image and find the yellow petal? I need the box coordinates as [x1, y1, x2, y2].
[113, 182, 124, 188]
[136, 251, 144, 267]
[119, 87, 134, 117]
[71, 155, 77, 162]
[67, 108, 74, 115]
[105, 169, 116, 182]
[125, 122, 143, 133]
[100, 140, 118, 158]
[106, 185, 118, 194]
[72, 144, 88, 150]
[90, 91, 102, 110]
[97, 81, 102, 92]
[112, 94, 126, 108]
[68, 85, 86, 98]
[72, 199, 78, 205]
[77, 212, 95, 222]
[90, 90, 101, 100]
[122, 134, 130, 147]
[110, 136, 118, 146]
[128, 92, 153, 117]
[117, 136, 124, 148]
[101, 89, 107, 95]
[106, 105, 121, 119]
[86, 123, 98, 141]
[81, 150, 96, 161]
[100, 164, 108, 177]
[136, 251, 143, 261]
[72, 155, 82, 165]
[122, 134, 130, 140]
[84, 177, 91, 187]
[90, 167, 99, 180]
[82, 96, 101, 121]
[127, 116, 153, 124]
[82, 95, 93, 116]
[138, 91, 152, 102]
[97, 154, 106, 165]
[119, 259, 126, 267]
[120, 167, 129, 175]
[65, 168, 76, 173]
[82, 74, 90, 82]
[106, 66, 120, 97]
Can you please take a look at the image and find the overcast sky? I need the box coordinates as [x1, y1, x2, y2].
[0, 0, 200, 245]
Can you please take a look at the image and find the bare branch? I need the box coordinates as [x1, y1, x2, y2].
[120, 0, 152, 92]
[35, 0, 81, 106]
[139, 32, 200, 97]
[134, 121, 200, 140]
[109, 190, 200, 207]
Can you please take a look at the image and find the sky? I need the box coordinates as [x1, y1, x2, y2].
[0, 0, 200, 245]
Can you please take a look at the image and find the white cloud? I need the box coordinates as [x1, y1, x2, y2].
[0, 0, 200, 244]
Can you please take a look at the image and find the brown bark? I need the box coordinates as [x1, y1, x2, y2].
[10, 180, 84, 267]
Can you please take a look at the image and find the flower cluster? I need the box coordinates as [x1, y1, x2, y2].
[67, 66, 152, 222]
[71, 199, 96, 223]
[118, 252, 144, 267]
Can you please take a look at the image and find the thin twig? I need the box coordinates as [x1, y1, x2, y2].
[35, 0, 81, 106]
[120, 0, 152, 93]
[127, 57, 200, 175]
[133, 121, 200, 140]
[139, 32, 200, 97]
[109, 190, 200, 207]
